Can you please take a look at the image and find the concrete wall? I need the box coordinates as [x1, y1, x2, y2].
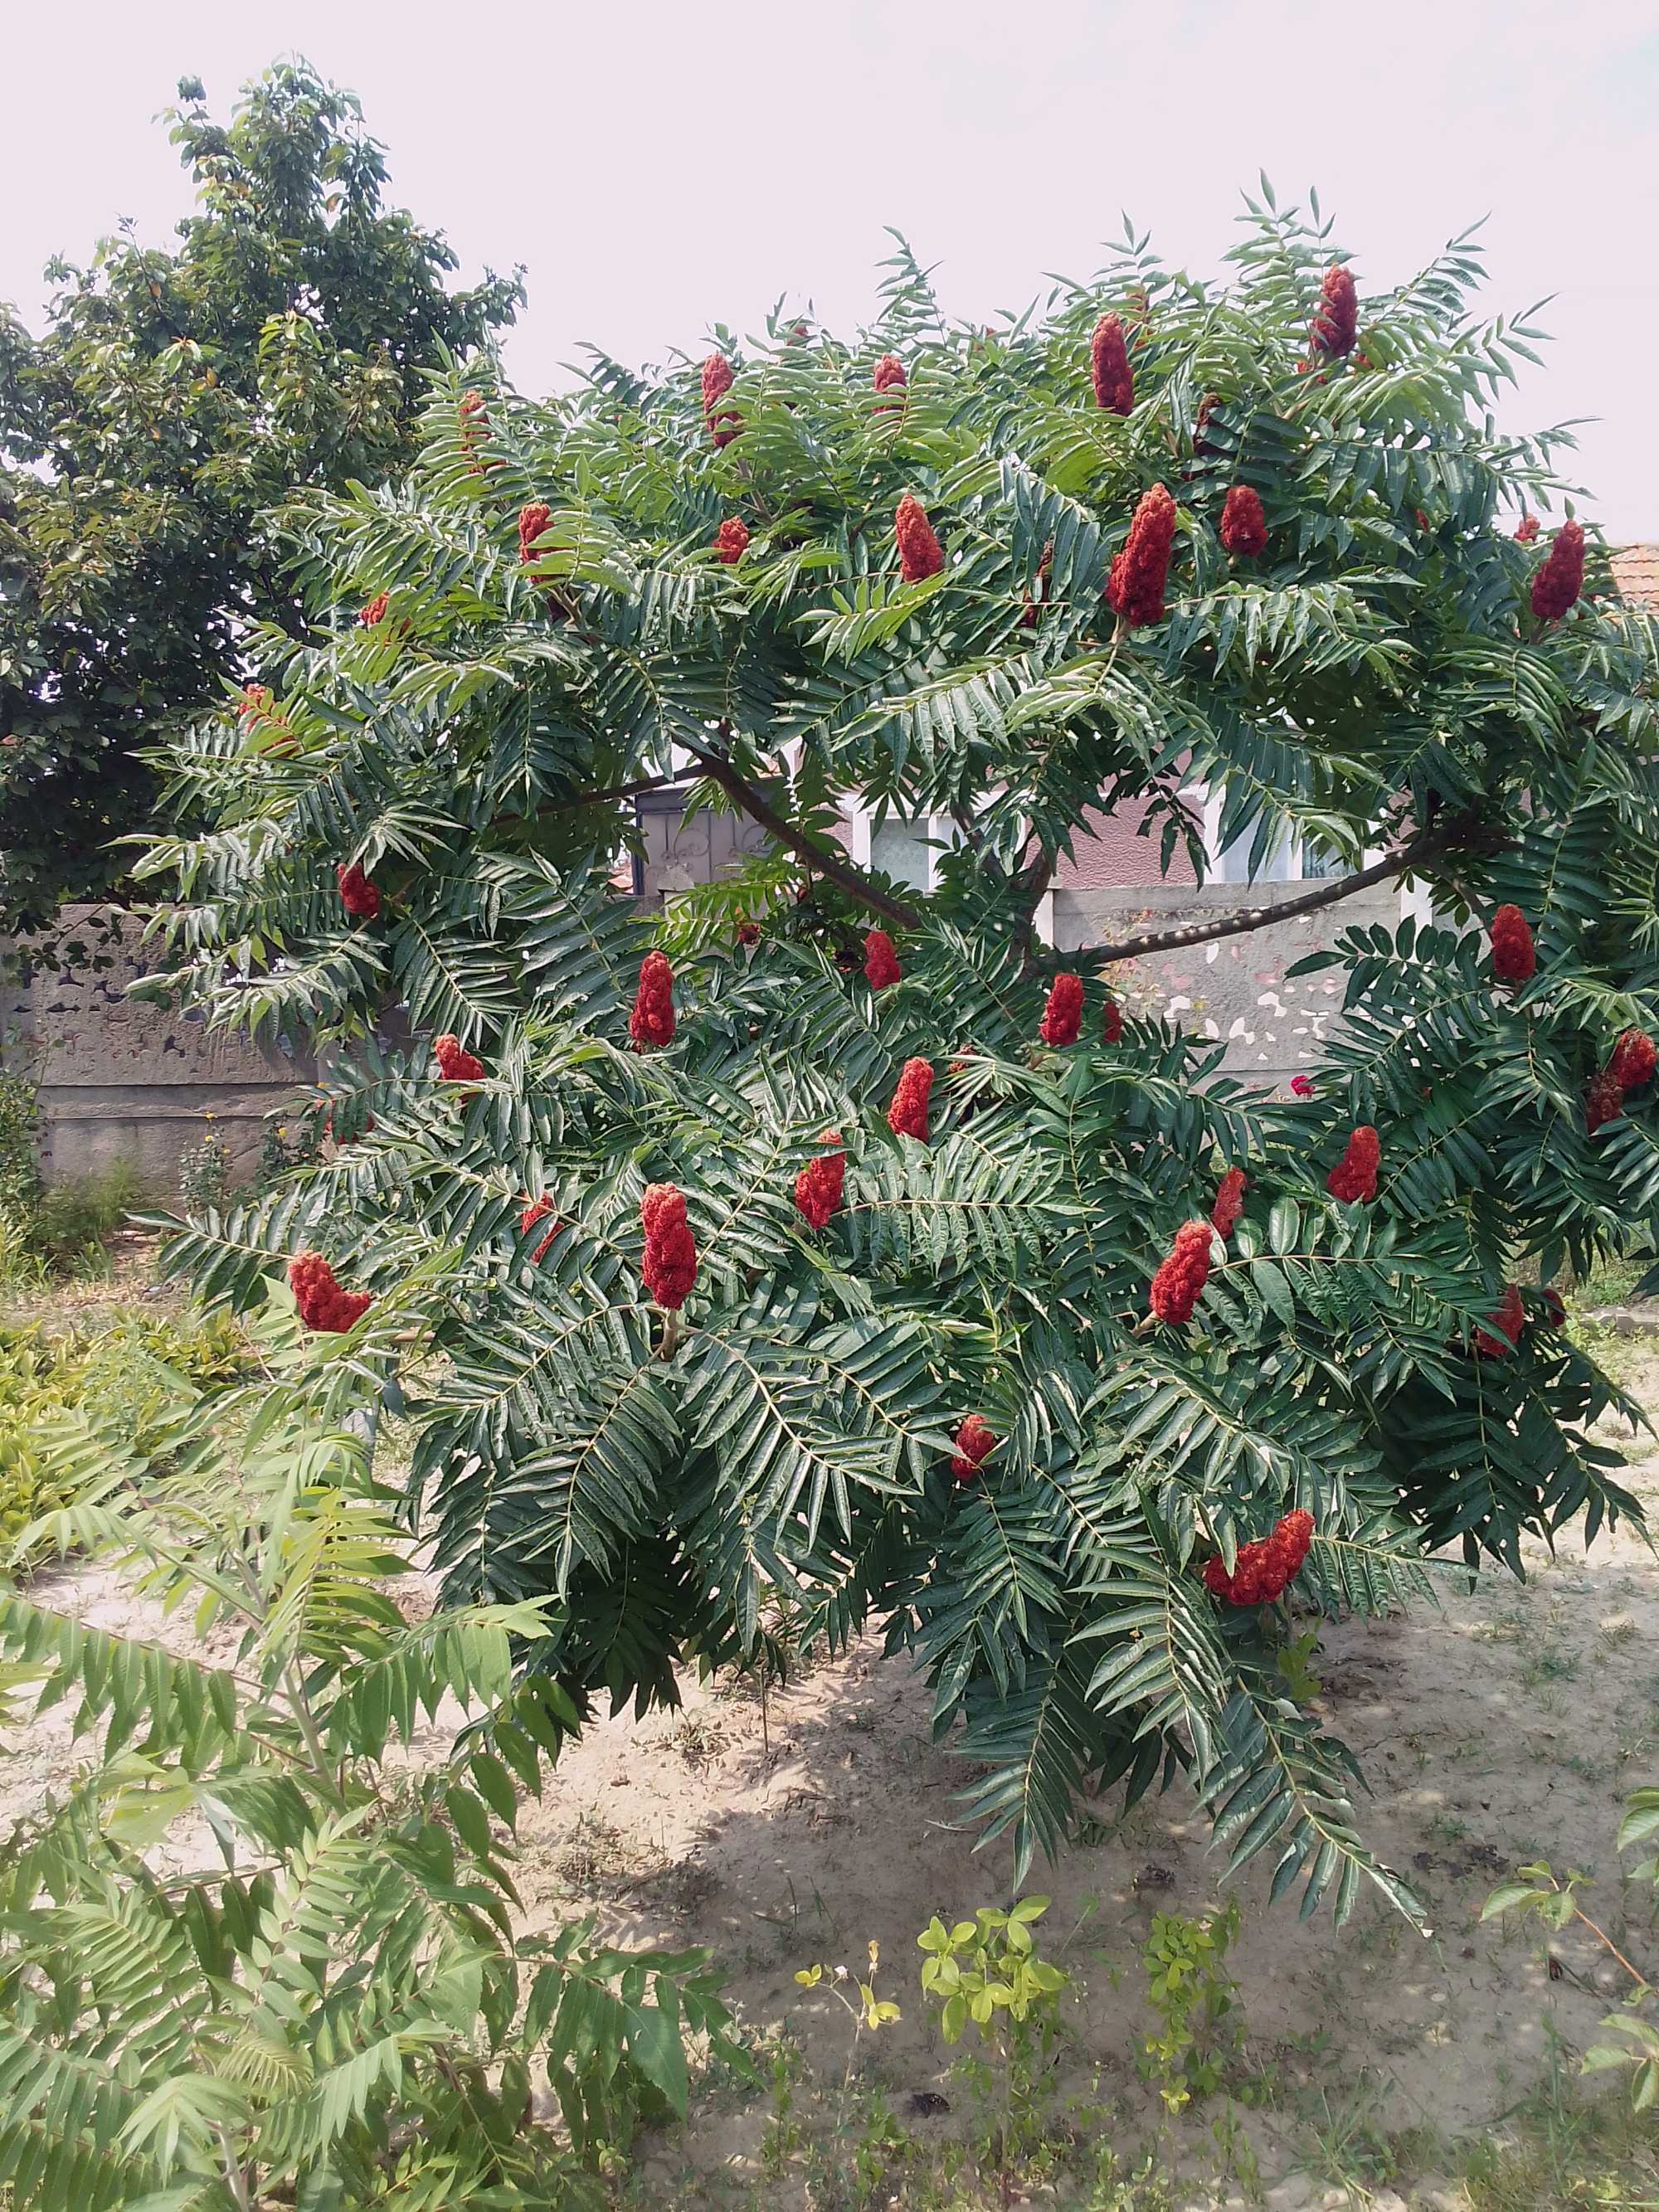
[1054, 882, 1400, 1092]
[2, 907, 312, 1194]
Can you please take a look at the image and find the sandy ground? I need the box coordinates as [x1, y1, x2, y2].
[7, 1340, 1659, 2208]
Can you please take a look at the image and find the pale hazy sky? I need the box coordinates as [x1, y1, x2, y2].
[6, 0, 1657, 542]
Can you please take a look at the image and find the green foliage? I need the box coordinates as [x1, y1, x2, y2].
[0, 1072, 38, 1220]
[917, 1899, 1068, 2049]
[22, 1164, 144, 1271]
[178, 1128, 232, 1213]
[1137, 1898, 1244, 2112]
[0, 1337, 743, 2210]
[0, 57, 522, 935]
[132, 195, 1659, 1915]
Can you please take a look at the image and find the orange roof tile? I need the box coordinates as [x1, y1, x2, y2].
[1610, 544, 1659, 610]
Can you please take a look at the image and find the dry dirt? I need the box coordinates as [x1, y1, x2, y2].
[7, 1339, 1659, 2208]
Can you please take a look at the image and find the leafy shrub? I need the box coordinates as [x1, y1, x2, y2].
[0, 1070, 38, 1221]
[177, 1129, 231, 1213]
[24, 1162, 144, 1267]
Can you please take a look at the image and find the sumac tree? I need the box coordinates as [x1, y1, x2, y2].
[139, 194, 1659, 1918]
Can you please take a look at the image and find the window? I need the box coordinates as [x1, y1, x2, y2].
[1202, 790, 1370, 884]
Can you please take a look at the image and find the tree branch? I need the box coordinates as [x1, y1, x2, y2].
[684, 744, 923, 931]
[1084, 818, 1481, 968]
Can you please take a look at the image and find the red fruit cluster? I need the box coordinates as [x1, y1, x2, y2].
[1530, 518, 1585, 621]
[1310, 264, 1358, 357]
[702, 353, 741, 446]
[519, 1194, 560, 1262]
[1588, 1028, 1658, 1130]
[1211, 1167, 1248, 1237]
[289, 1251, 372, 1334]
[895, 493, 945, 583]
[1106, 483, 1177, 628]
[1039, 972, 1084, 1047]
[1202, 1509, 1314, 1605]
[1326, 1125, 1379, 1203]
[1586, 1072, 1624, 1133]
[518, 503, 552, 566]
[794, 1130, 846, 1231]
[1089, 314, 1134, 415]
[629, 950, 676, 1048]
[336, 861, 381, 921]
[1101, 994, 1123, 1044]
[1219, 484, 1266, 559]
[714, 517, 749, 565]
[1473, 1282, 1525, 1359]
[873, 353, 907, 394]
[1289, 1073, 1315, 1097]
[641, 1183, 697, 1309]
[434, 1033, 485, 1083]
[864, 928, 902, 989]
[950, 1413, 996, 1482]
[237, 683, 273, 723]
[736, 919, 761, 947]
[358, 592, 389, 628]
[1149, 1220, 1214, 1325]
[1515, 513, 1540, 544]
[1489, 904, 1535, 984]
[887, 1057, 933, 1141]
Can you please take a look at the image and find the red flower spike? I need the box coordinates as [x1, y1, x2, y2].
[1586, 1071, 1625, 1133]
[949, 1413, 996, 1484]
[1542, 1286, 1568, 1329]
[887, 1057, 934, 1141]
[629, 950, 675, 1049]
[434, 1033, 485, 1085]
[1489, 905, 1535, 985]
[1089, 314, 1134, 415]
[1149, 1220, 1214, 1325]
[1326, 1125, 1380, 1203]
[1310, 263, 1358, 357]
[863, 928, 902, 989]
[288, 1251, 372, 1334]
[1211, 1167, 1248, 1238]
[1530, 518, 1585, 621]
[702, 353, 741, 447]
[873, 353, 907, 393]
[895, 493, 944, 583]
[358, 592, 389, 628]
[1515, 513, 1540, 545]
[1101, 994, 1123, 1045]
[1609, 1029, 1657, 1092]
[519, 1194, 560, 1263]
[1219, 484, 1266, 559]
[736, 919, 761, 947]
[640, 1183, 698, 1310]
[335, 861, 381, 922]
[713, 517, 749, 566]
[1289, 1073, 1316, 1097]
[1473, 1282, 1525, 1359]
[794, 1130, 846, 1232]
[1106, 483, 1177, 628]
[518, 503, 552, 567]
[1039, 972, 1084, 1047]
[1202, 1509, 1314, 1606]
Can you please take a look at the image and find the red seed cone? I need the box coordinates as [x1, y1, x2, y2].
[1101, 994, 1123, 1044]
[1039, 972, 1084, 1046]
[702, 353, 741, 446]
[873, 353, 907, 393]
[1488, 905, 1536, 984]
[434, 1033, 485, 1083]
[518, 503, 552, 566]
[1290, 1073, 1315, 1097]
[1530, 518, 1585, 620]
[1089, 314, 1134, 414]
[1106, 484, 1177, 628]
[358, 592, 389, 628]
[895, 493, 944, 583]
[640, 1183, 698, 1309]
[794, 1130, 846, 1231]
[1514, 513, 1540, 544]
[1310, 264, 1358, 357]
[1608, 1029, 1657, 1092]
[887, 1057, 934, 1141]
[628, 950, 675, 1048]
[863, 928, 902, 989]
[949, 1413, 996, 1483]
[288, 1251, 372, 1334]
[1586, 1070, 1625, 1133]
[1211, 1167, 1248, 1237]
[1326, 1125, 1380, 1203]
[1202, 1509, 1314, 1605]
[713, 517, 749, 566]
[1473, 1283, 1525, 1359]
[519, 1194, 560, 1263]
[1219, 484, 1266, 559]
[1149, 1221, 1214, 1325]
[736, 919, 761, 947]
[335, 862, 381, 921]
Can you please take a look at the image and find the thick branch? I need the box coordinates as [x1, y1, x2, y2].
[1086, 819, 1477, 968]
[685, 745, 922, 931]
